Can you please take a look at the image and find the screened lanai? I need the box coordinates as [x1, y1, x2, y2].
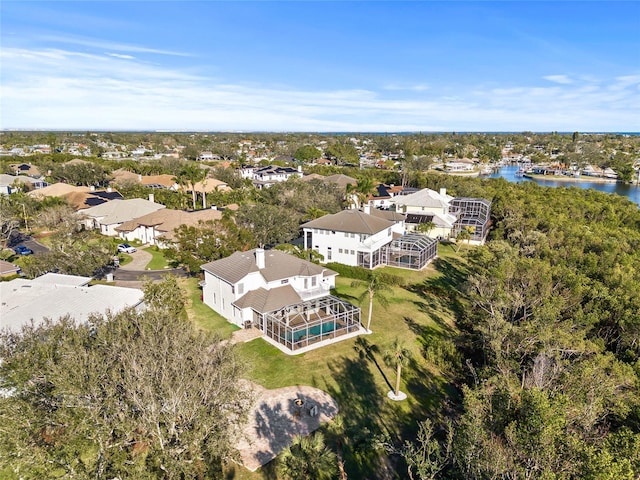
[260, 296, 361, 352]
[383, 233, 438, 270]
[450, 197, 492, 241]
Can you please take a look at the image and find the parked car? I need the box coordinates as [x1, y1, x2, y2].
[13, 245, 34, 256]
[117, 243, 137, 254]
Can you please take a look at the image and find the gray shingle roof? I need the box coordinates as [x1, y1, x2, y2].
[301, 209, 395, 235]
[233, 285, 302, 313]
[201, 249, 336, 285]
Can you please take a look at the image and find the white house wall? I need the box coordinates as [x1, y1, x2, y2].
[304, 227, 396, 267]
[202, 272, 240, 326]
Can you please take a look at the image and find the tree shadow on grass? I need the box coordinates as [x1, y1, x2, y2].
[406, 256, 469, 325]
[314, 345, 406, 479]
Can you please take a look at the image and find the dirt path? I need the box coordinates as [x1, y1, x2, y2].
[234, 380, 339, 472]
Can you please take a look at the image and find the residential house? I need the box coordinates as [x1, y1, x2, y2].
[240, 165, 302, 189]
[29, 183, 122, 209]
[201, 249, 362, 354]
[0, 260, 21, 277]
[300, 206, 435, 270]
[116, 207, 223, 246]
[391, 188, 458, 238]
[0, 273, 144, 333]
[0, 174, 48, 194]
[79, 197, 165, 236]
[391, 188, 492, 243]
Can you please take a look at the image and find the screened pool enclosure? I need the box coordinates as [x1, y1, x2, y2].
[259, 295, 361, 352]
[384, 233, 438, 270]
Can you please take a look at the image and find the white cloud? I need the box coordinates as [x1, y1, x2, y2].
[543, 75, 573, 85]
[383, 83, 430, 92]
[106, 53, 136, 60]
[1, 47, 639, 132]
[39, 34, 192, 57]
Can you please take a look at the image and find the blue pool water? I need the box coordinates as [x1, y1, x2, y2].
[292, 321, 336, 342]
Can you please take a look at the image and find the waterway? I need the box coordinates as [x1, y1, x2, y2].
[488, 166, 640, 207]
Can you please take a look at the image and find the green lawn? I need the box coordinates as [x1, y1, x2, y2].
[183, 246, 469, 479]
[143, 246, 171, 270]
[180, 277, 239, 339]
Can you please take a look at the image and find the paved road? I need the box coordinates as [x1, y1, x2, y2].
[111, 267, 187, 282]
[8, 231, 49, 255]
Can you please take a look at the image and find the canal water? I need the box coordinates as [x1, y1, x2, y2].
[488, 166, 640, 207]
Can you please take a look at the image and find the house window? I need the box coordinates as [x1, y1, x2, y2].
[351, 250, 355, 255]
[213, 293, 216, 304]
[304, 278, 308, 289]
[281, 279, 289, 284]
[237, 283, 244, 295]
[327, 247, 332, 261]
[339, 248, 343, 253]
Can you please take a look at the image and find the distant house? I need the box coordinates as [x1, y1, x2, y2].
[0, 273, 144, 333]
[29, 183, 123, 209]
[240, 165, 302, 189]
[79, 197, 166, 236]
[201, 249, 362, 354]
[110, 170, 179, 190]
[391, 188, 492, 243]
[0, 174, 48, 194]
[116, 207, 223, 246]
[391, 188, 458, 238]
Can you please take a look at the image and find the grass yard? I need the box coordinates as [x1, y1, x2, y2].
[143, 246, 171, 270]
[183, 244, 469, 479]
[180, 277, 239, 339]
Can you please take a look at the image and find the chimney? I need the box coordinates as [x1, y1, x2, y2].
[210, 204, 217, 210]
[106, 186, 112, 193]
[138, 174, 143, 182]
[148, 193, 155, 203]
[90, 185, 95, 191]
[363, 203, 371, 215]
[439, 188, 447, 197]
[297, 165, 303, 173]
[255, 248, 265, 269]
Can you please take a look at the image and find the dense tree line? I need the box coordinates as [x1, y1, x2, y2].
[397, 176, 640, 479]
[0, 278, 251, 479]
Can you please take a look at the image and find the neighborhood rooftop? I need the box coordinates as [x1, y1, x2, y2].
[301, 209, 396, 235]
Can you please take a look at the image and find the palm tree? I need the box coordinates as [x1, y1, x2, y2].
[455, 226, 475, 252]
[174, 164, 207, 210]
[346, 176, 376, 209]
[415, 221, 436, 236]
[383, 337, 412, 399]
[278, 432, 338, 480]
[351, 272, 393, 332]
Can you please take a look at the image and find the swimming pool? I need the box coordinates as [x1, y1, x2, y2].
[292, 321, 336, 342]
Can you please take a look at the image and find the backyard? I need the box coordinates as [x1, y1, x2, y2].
[182, 243, 467, 479]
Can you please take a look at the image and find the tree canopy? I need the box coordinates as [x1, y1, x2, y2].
[0, 277, 251, 479]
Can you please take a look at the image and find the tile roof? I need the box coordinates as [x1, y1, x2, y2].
[116, 208, 223, 241]
[201, 249, 336, 285]
[301, 209, 395, 235]
[391, 188, 453, 209]
[79, 198, 165, 225]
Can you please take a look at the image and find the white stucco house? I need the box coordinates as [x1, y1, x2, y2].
[301, 207, 403, 268]
[391, 188, 492, 243]
[239, 165, 302, 189]
[201, 249, 362, 354]
[116, 207, 223, 247]
[79, 197, 165, 236]
[390, 188, 458, 238]
[301, 206, 438, 270]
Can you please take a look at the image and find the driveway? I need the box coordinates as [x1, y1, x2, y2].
[108, 249, 187, 287]
[8, 231, 49, 255]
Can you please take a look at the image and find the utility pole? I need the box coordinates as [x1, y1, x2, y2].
[22, 203, 28, 233]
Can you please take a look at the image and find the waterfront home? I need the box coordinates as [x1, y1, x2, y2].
[201, 249, 362, 354]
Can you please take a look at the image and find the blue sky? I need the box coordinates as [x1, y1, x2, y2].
[1, 1, 639, 132]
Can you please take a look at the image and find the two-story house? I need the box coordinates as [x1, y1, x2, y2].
[240, 165, 302, 189]
[201, 249, 361, 354]
[301, 208, 403, 269]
